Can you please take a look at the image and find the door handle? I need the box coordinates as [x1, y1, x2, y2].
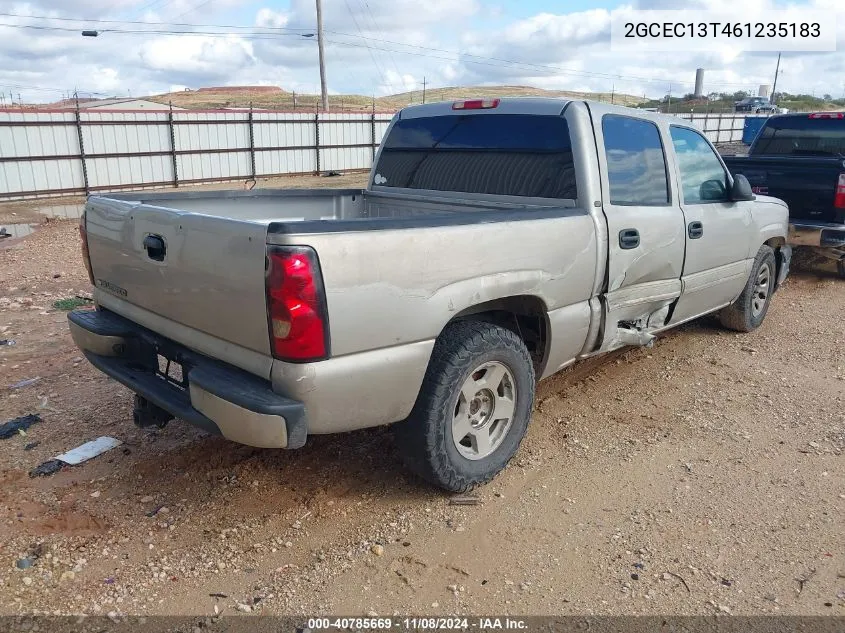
[143, 234, 166, 261]
[618, 228, 640, 250]
[688, 221, 704, 239]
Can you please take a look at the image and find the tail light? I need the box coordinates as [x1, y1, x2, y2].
[79, 212, 95, 285]
[835, 173, 845, 209]
[452, 99, 500, 110]
[808, 112, 844, 119]
[265, 246, 329, 362]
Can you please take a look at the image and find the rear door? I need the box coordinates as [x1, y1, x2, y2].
[666, 125, 754, 324]
[589, 105, 686, 336]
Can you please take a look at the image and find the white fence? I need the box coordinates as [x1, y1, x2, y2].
[0, 108, 761, 201]
[0, 109, 394, 200]
[674, 112, 767, 144]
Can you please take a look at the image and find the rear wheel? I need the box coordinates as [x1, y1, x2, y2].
[394, 321, 535, 492]
[719, 245, 776, 332]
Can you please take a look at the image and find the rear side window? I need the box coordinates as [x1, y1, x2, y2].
[602, 115, 669, 206]
[753, 116, 845, 155]
[373, 114, 577, 199]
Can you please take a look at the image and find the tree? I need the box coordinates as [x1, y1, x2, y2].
[823, 94, 833, 101]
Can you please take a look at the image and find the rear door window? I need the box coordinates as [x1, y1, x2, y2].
[374, 114, 578, 199]
[752, 115, 845, 155]
[601, 115, 669, 206]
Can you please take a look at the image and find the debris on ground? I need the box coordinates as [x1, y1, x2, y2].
[23, 441, 40, 451]
[15, 558, 34, 570]
[29, 459, 64, 477]
[796, 568, 817, 595]
[0, 339, 15, 346]
[665, 571, 691, 593]
[54, 436, 122, 465]
[0, 414, 41, 439]
[9, 377, 41, 389]
[28, 436, 123, 477]
[448, 495, 482, 506]
[322, 170, 343, 177]
[52, 297, 92, 311]
[370, 544, 385, 556]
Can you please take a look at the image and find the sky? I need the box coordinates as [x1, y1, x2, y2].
[0, 0, 842, 104]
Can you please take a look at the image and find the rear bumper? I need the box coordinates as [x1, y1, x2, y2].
[789, 221, 845, 249]
[68, 309, 307, 449]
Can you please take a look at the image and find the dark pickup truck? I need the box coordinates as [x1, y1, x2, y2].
[723, 112, 845, 277]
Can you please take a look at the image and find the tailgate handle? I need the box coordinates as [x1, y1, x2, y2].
[143, 234, 166, 261]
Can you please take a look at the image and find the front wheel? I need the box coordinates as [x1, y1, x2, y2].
[719, 245, 776, 332]
[393, 321, 535, 492]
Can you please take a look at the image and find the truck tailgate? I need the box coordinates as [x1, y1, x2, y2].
[84, 196, 271, 357]
[724, 155, 842, 224]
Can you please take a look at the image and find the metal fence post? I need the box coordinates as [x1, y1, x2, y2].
[247, 103, 256, 180]
[370, 111, 376, 164]
[74, 103, 90, 195]
[314, 112, 321, 176]
[168, 102, 179, 187]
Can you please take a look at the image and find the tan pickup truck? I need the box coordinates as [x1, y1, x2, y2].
[68, 98, 791, 491]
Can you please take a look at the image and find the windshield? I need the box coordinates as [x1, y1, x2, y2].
[373, 113, 578, 199]
[753, 116, 845, 155]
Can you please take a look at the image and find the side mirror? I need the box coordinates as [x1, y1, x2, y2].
[730, 174, 755, 202]
[700, 179, 727, 201]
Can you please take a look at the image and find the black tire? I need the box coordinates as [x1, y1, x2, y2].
[837, 257, 845, 279]
[394, 321, 535, 492]
[719, 245, 777, 332]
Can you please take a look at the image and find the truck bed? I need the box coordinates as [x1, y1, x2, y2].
[85, 188, 577, 378]
[722, 155, 844, 225]
[106, 187, 568, 224]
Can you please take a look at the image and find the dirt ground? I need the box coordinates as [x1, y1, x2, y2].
[0, 175, 843, 618]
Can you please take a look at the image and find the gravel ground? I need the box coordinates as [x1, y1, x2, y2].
[0, 176, 843, 617]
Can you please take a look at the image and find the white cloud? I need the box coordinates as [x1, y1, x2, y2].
[0, 0, 842, 103]
[139, 35, 254, 77]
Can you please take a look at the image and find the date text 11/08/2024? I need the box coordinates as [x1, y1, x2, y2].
[303, 617, 528, 630]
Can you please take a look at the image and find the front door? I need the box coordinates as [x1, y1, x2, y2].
[667, 125, 755, 325]
[589, 106, 687, 348]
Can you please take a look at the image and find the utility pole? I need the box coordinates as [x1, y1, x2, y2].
[666, 83, 672, 113]
[771, 52, 781, 104]
[611, 83, 615, 105]
[422, 77, 426, 104]
[315, 0, 329, 112]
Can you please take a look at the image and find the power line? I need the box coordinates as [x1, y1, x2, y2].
[357, 0, 404, 89]
[0, 15, 760, 92]
[0, 12, 313, 33]
[170, 0, 215, 22]
[126, 0, 176, 21]
[341, 0, 394, 93]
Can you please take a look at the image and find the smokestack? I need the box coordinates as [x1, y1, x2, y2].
[694, 68, 705, 98]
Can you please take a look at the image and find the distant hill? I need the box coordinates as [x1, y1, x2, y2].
[136, 84, 645, 111]
[379, 85, 644, 109]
